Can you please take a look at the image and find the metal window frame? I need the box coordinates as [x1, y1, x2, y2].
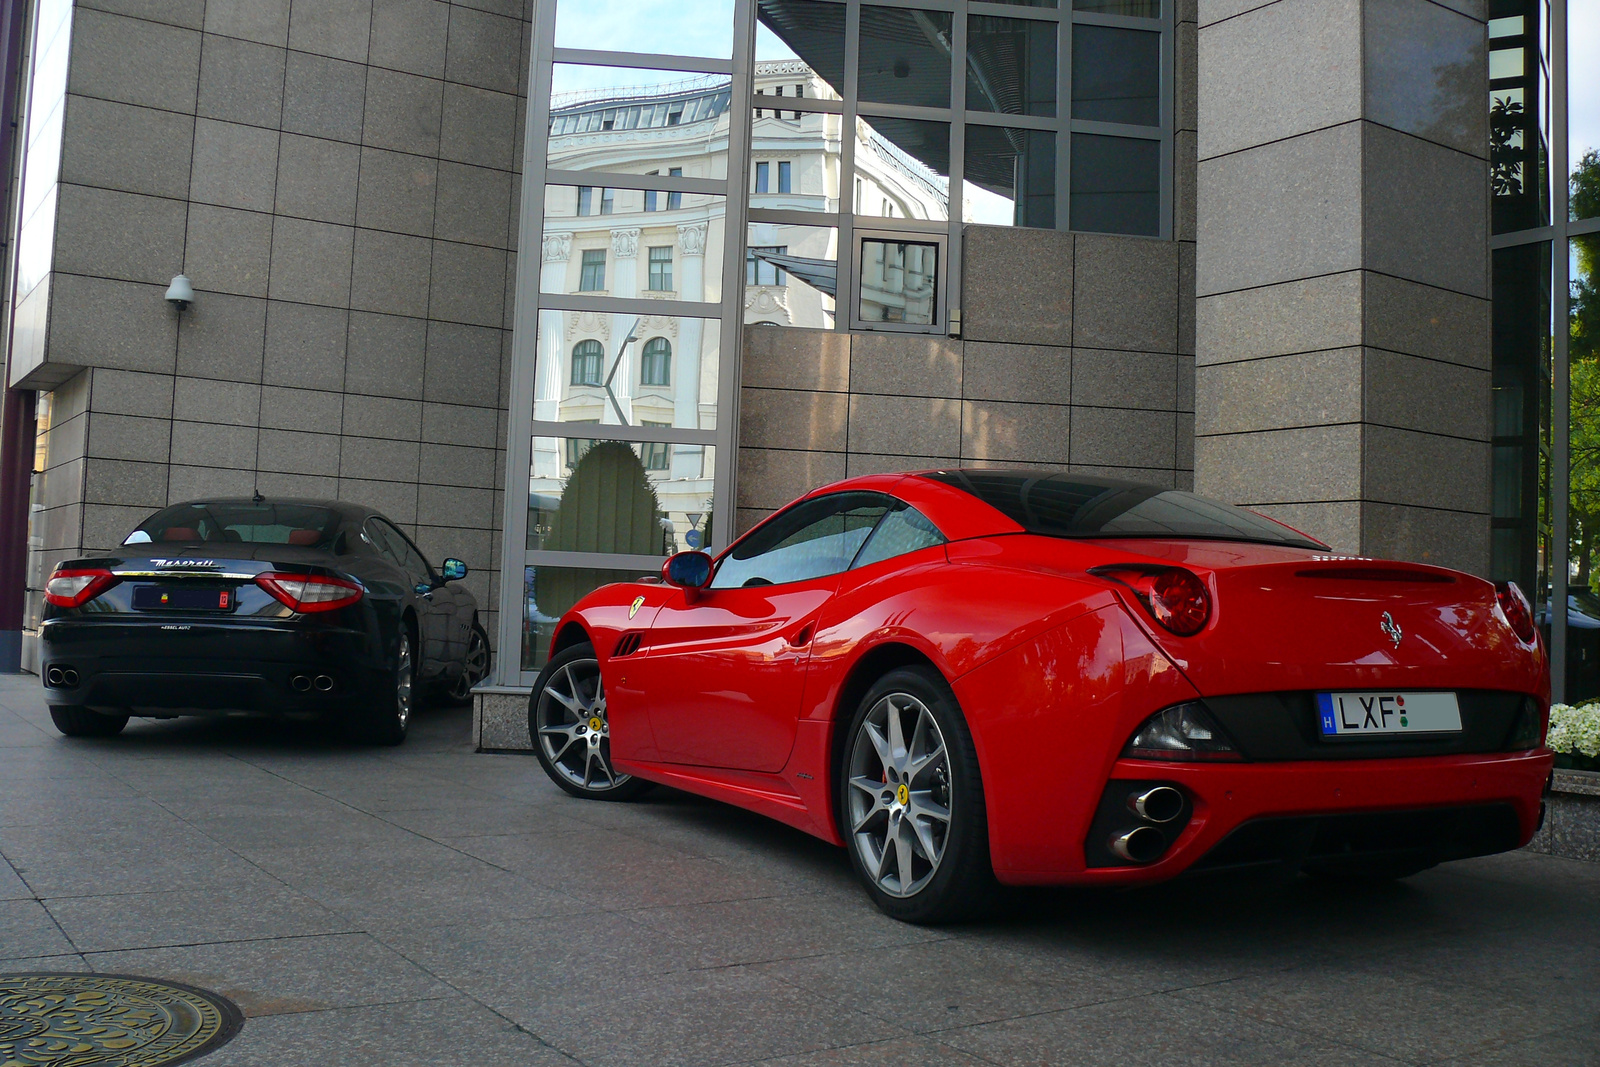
[849, 227, 949, 332]
[1491, 0, 1589, 702]
[498, 0, 756, 685]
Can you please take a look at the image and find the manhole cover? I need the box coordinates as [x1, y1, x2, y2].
[0, 973, 243, 1066]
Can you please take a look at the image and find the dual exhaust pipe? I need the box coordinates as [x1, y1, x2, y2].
[1109, 785, 1186, 864]
[290, 674, 335, 693]
[45, 666, 79, 688]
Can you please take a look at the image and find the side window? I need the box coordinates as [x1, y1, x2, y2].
[712, 493, 891, 589]
[851, 502, 946, 569]
[364, 520, 404, 566]
[383, 521, 433, 579]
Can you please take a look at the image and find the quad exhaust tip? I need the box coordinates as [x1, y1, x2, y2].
[45, 667, 79, 688]
[313, 675, 334, 692]
[1128, 785, 1185, 824]
[291, 675, 312, 692]
[1110, 825, 1167, 864]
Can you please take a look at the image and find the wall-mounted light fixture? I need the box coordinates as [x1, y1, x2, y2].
[164, 274, 194, 312]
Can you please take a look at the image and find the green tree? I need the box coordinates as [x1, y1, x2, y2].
[530, 442, 666, 663]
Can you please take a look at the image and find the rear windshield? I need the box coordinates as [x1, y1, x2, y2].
[922, 471, 1326, 549]
[125, 503, 339, 548]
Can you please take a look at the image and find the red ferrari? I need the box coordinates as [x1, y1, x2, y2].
[528, 470, 1553, 922]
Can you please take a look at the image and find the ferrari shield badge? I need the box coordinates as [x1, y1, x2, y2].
[629, 595, 644, 620]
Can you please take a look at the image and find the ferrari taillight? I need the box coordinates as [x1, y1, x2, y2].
[255, 573, 364, 613]
[44, 568, 120, 608]
[1091, 565, 1212, 637]
[1495, 580, 1536, 644]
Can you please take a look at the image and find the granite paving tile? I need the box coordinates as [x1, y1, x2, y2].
[0, 898, 78, 959]
[202, 995, 579, 1067]
[43, 882, 355, 953]
[86, 932, 456, 1018]
[738, 1036, 995, 1067]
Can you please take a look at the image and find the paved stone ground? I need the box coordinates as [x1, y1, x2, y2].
[2, 675, 1597, 1067]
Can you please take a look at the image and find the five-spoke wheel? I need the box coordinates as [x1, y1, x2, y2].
[529, 642, 652, 801]
[841, 666, 992, 923]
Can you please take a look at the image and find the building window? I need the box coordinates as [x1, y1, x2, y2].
[755, 161, 770, 193]
[644, 173, 659, 212]
[579, 249, 606, 291]
[577, 186, 594, 216]
[668, 166, 683, 210]
[571, 339, 603, 386]
[859, 239, 938, 327]
[600, 187, 615, 215]
[747, 246, 787, 286]
[641, 338, 671, 386]
[648, 246, 673, 291]
[565, 432, 600, 468]
[778, 160, 792, 193]
[642, 421, 671, 471]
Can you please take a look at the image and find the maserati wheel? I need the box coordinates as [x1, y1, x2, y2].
[448, 623, 491, 703]
[530, 642, 653, 801]
[842, 666, 992, 923]
[347, 629, 414, 746]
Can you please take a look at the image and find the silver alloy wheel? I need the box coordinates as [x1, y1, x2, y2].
[395, 632, 413, 730]
[535, 656, 631, 790]
[847, 691, 952, 898]
[450, 627, 490, 701]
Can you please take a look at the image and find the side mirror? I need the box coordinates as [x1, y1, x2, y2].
[441, 558, 468, 581]
[662, 551, 713, 598]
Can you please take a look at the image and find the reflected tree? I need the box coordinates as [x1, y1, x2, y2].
[534, 442, 667, 651]
[1568, 153, 1600, 589]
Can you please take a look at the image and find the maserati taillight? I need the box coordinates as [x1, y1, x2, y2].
[44, 568, 120, 608]
[1091, 565, 1212, 637]
[1495, 580, 1536, 644]
[255, 573, 364, 613]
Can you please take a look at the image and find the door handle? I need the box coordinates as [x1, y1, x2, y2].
[788, 623, 814, 648]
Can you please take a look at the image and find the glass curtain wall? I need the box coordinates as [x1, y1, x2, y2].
[500, 1, 755, 678]
[748, 0, 1172, 335]
[1495, 0, 1600, 701]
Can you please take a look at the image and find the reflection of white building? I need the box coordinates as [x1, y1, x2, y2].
[531, 62, 949, 544]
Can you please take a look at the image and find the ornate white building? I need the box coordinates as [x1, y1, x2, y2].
[531, 61, 950, 552]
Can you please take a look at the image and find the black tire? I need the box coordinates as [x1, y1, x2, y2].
[50, 707, 129, 738]
[446, 623, 491, 704]
[839, 666, 994, 924]
[346, 627, 416, 746]
[529, 641, 653, 801]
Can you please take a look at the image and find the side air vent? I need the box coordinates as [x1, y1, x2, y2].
[612, 631, 645, 658]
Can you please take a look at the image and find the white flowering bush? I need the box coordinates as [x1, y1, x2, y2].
[1547, 702, 1600, 768]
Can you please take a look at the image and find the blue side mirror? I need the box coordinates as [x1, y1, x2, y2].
[662, 551, 713, 591]
[441, 558, 468, 581]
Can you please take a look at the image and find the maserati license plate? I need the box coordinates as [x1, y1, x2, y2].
[1317, 692, 1462, 737]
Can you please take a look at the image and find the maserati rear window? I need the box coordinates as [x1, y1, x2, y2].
[125, 503, 339, 548]
[922, 471, 1326, 549]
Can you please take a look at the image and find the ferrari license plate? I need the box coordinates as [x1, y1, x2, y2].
[133, 586, 235, 611]
[1317, 692, 1461, 737]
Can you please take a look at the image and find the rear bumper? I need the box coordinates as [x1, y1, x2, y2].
[993, 748, 1554, 886]
[39, 617, 389, 714]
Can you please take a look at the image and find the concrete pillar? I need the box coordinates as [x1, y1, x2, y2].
[607, 227, 641, 427]
[672, 221, 708, 480]
[1193, 0, 1491, 574]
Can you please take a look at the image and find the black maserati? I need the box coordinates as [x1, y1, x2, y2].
[39, 497, 491, 744]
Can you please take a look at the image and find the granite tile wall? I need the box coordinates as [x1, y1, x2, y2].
[22, 0, 531, 656]
[1193, 0, 1492, 574]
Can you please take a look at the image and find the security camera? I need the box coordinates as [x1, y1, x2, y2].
[164, 274, 194, 311]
